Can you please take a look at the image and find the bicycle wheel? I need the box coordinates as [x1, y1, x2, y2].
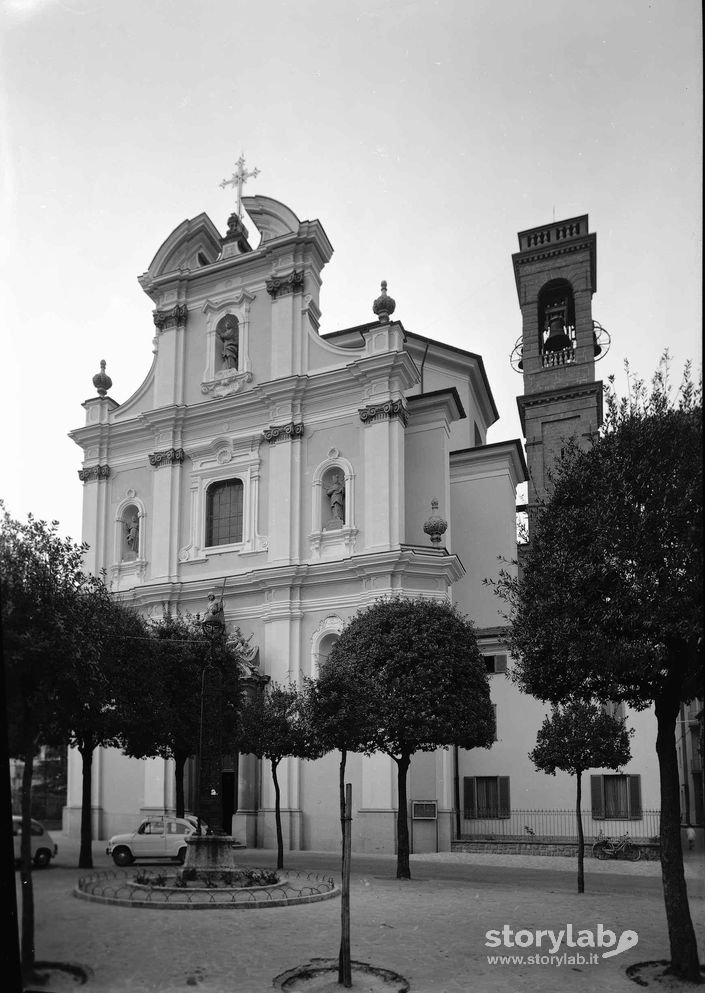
[593, 841, 609, 860]
[624, 843, 641, 862]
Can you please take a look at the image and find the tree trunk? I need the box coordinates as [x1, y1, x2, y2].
[272, 758, 284, 870]
[339, 748, 347, 863]
[79, 743, 94, 868]
[655, 675, 701, 982]
[174, 749, 187, 818]
[20, 727, 36, 982]
[1, 653, 23, 992]
[338, 782, 352, 987]
[395, 753, 411, 880]
[576, 770, 584, 894]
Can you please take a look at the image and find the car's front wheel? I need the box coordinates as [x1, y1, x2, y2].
[33, 849, 52, 868]
[112, 846, 134, 867]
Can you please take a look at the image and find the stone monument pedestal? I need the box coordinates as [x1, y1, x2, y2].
[183, 834, 246, 875]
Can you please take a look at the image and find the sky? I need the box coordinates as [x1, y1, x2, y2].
[0, 0, 701, 542]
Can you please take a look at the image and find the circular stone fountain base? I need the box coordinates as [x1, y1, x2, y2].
[273, 959, 409, 992]
[75, 867, 339, 909]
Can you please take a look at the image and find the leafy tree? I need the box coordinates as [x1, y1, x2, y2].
[529, 701, 632, 893]
[1, 504, 88, 981]
[52, 582, 151, 867]
[116, 610, 243, 828]
[304, 656, 378, 859]
[235, 682, 319, 869]
[317, 597, 495, 880]
[493, 359, 703, 981]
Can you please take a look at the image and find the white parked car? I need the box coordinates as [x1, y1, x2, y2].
[13, 816, 58, 868]
[106, 816, 210, 866]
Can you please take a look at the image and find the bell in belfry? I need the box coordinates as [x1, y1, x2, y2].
[543, 312, 572, 352]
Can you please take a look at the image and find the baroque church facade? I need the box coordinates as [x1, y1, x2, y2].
[67, 188, 666, 853]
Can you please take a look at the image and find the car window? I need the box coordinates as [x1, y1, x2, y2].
[31, 822, 44, 837]
[167, 821, 187, 835]
[141, 820, 164, 835]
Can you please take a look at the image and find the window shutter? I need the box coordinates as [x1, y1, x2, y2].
[628, 775, 642, 819]
[591, 775, 604, 819]
[495, 655, 508, 674]
[498, 777, 510, 818]
[463, 777, 476, 819]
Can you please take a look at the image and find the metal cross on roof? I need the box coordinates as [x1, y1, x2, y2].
[220, 154, 260, 218]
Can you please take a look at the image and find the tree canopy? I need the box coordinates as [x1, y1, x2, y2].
[530, 700, 633, 894]
[313, 596, 495, 878]
[116, 610, 243, 825]
[236, 681, 318, 868]
[497, 360, 702, 709]
[530, 702, 633, 778]
[493, 358, 703, 980]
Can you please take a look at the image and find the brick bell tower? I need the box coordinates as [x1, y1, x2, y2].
[511, 215, 611, 511]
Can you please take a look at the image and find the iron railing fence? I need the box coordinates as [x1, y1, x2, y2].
[460, 808, 660, 843]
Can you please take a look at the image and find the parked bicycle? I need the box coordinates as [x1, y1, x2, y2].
[592, 831, 641, 861]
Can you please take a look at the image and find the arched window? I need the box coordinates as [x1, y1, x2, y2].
[206, 479, 244, 546]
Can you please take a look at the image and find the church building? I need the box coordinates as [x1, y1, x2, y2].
[67, 178, 664, 853]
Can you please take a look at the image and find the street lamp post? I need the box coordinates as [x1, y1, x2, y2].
[197, 594, 226, 834]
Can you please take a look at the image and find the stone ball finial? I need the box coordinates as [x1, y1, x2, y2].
[372, 280, 396, 324]
[92, 359, 112, 397]
[423, 498, 448, 546]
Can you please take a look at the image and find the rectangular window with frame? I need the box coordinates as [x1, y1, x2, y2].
[591, 774, 642, 820]
[463, 776, 510, 819]
[206, 479, 244, 547]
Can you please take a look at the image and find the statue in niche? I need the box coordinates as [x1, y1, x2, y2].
[216, 315, 239, 370]
[324, 472, 345, 530]
[125, 514, 139, 556]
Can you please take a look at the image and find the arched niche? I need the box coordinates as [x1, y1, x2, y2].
[311, 616, 343, 676]
[112, 495, 147, 581]
[311, 451, 355, 532]
[309, 451, 358, 557]
[120, 503, 141, 560]
[215, 314, 239, 373]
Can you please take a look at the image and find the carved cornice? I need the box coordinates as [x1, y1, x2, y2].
[513, 238, 593, 268]
[266, 270, 305, 299]
[518, 382, 602, 411]
[148, 448, 186, 467]
[263, 422, 305, 444]
[153, 304, 188, 331]
[78, 464, 111, 482]
[358, 399, 408, 427]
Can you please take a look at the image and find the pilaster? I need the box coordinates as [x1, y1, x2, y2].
[264, 425, 304, 563]
[148, 447, 185, 581]
[359, 400, 407, 550]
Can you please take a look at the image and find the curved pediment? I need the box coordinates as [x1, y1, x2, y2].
[140, 213, 223, 287]
[241, 195, 302, 242]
